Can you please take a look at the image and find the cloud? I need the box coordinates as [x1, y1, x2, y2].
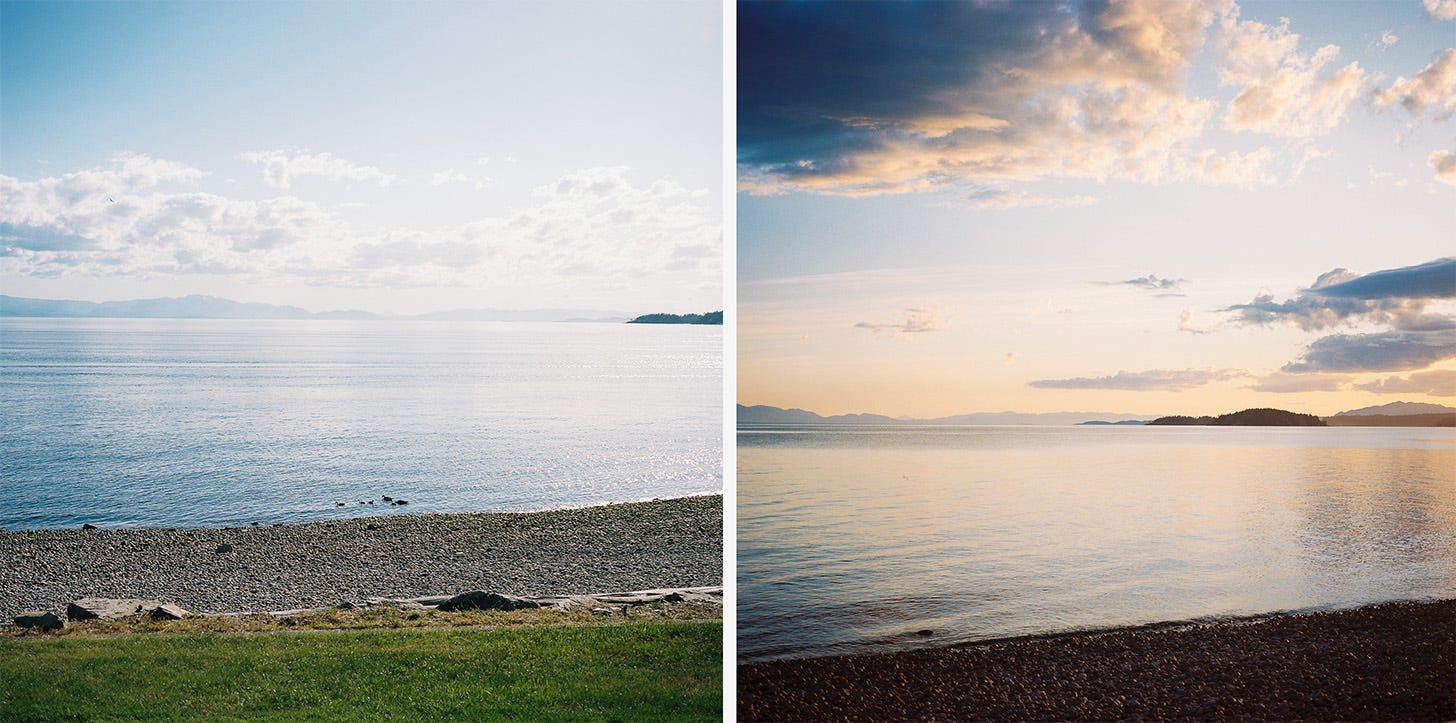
[1028, 368, 1246, 391]
[1178, 307, 1213, 334]
[1248, 372, 1350, 393]
[0, 159, 720, 294]
[1217, 11, 1366, 137]
[430, 170, 472, 186]
[738, 0, 1242, 196]
[1094, 274, 1185, 291]
[1430, 150, 1456, 186]
[855, 307, 945, 334]
[1376, 30, 1399, 51]
[1424, 0, 1456, 21]
[1283, 329, 1456, 372]
[1355, 369, 1456, 396]
[1223, 258, 1456, 332]
[1371, 49, 1456, 122]
[238, 149, 396, 189]
[964, 188, 1098, 210]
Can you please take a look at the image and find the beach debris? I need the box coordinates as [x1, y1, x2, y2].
[436, 590, 542, 612]
[149, 603, 190, 620]
[14, 610, 64, 631]
[215, 543, 234, 553]
[67, 598, 174, 622]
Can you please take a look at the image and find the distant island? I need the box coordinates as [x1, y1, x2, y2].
[0, 294, 628, 323]
[627, 311, 723, 325]
[1148, 408, 1326, 426]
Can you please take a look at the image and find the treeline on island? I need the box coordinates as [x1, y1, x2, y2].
[627, 311, 723, 325]
[1148, 408, 1327, 426]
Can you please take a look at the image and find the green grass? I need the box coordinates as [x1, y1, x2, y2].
[0, 621, 722, 721]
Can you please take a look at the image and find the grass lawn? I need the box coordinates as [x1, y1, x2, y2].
[0, 621, 722, 721]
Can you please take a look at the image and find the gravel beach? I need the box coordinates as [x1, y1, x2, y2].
[740, 598, 1455, 721]
[0, 495, 721, 621]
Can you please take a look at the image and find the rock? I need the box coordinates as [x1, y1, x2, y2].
[149, 604, 189, 620]
[216, 543, 234, 553]
[915, 629, 934, 636]
[81, 524, 97, 531]
[436, 590, 542, 612]
[14, 610, 64, 630]
[67, 598, 169, 622]
[251, 522, 259, 526]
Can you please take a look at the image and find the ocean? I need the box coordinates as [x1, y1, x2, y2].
[737, 423, 1456, 662]
[0, 318, 721, 531]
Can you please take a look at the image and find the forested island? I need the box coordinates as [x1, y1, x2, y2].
[1148, 408, 1326, 426]
[627, 311, 723, 325]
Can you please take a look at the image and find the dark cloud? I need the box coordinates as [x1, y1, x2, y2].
[855, 307, 944, 334]
[1028, 368, 1245, 391]
[1355, 369, 1456, 397]
[739, 2, 1059, 167]
[1310, 257, 1456, 300]
[737, 1, 1220, 194]
[1223, 258, 1456, 332]
[1282, 329, 1456, 372]
[0, 222, 97, 251]
[1094, 274, 1185, 291]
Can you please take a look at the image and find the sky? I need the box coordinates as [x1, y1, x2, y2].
[738, 0, 1456, 418]
[0, 1, 722, 316]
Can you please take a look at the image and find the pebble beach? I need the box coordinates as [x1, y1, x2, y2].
[0, 495, 722, 621]
[739, 598, 1455, 721]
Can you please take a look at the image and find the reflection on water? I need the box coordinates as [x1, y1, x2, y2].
[737, 425, 1456, 662]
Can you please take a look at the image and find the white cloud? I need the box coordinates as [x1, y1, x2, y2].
[1371, 49, 1456, 122]
[238, 149, 396, 189]
[1377, 30, 1399, 51]
[1430, 150, 1456, 186]
[1217, 13, 1366, 137]
[1424, 0, 1456, 21]
[0, 158, 720, 295]
[430, 170, 472, 186]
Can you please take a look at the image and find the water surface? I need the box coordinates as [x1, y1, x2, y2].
[737, 424, 1456, 662]
[0, 318, 721, 530]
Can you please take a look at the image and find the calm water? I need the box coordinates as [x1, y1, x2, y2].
[738, 424, 1456, 662]
[0, 318, 721, 530]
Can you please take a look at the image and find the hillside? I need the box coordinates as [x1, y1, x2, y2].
[1331, 401, 1456, 417]
[1148, 408, 1326, 426]
[627, 311, 723, 325]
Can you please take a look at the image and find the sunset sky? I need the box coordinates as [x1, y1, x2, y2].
[1, 1, 721, 316]
[739, 0, 1456, 418]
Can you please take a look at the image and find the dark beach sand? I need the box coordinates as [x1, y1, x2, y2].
[739, 599, 1455, 721]
[0, 495, 721, 620]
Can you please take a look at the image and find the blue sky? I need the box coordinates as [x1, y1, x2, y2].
[1, 1, 722, 315]
[738, 0, 1455, 417]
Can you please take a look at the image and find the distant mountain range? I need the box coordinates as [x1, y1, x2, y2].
[737, 404, 1152, 427]
[0, 295, 631, 323]
[740, 402, 1456, 427]
[1331, 401, 1456, 416]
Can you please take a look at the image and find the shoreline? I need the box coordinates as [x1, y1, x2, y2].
[0, 495, 722, 622]
[740, 598, 1455, 721]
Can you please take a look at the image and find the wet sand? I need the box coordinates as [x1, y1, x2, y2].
[739, 598, 1455, 721]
